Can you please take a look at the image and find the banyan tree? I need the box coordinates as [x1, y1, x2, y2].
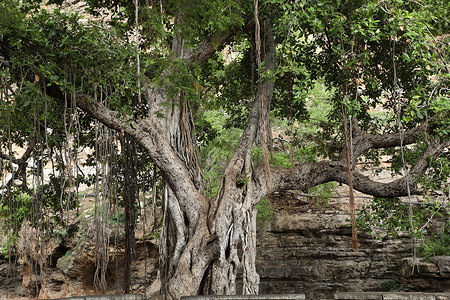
[0, 0, 448, 298]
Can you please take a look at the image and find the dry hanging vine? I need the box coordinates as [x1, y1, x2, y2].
[340, 94, 358, 251]
[254, 0, 271, 188]
[392, 39, 417, 272]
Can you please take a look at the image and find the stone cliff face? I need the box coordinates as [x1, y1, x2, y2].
[256, 191, 450, 299]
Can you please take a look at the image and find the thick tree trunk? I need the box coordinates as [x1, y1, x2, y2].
[158, 28, 214, 298]
[146, 17, 275, 298]
[160, 19, 276, 299]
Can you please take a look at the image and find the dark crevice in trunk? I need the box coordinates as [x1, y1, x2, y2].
[198, 265, 211, 295]
[119, 133, 137, 294]
[225, 245, 231, 260]
[183, 211, 190, 228]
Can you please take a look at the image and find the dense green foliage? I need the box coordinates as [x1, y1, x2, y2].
[419, 223, 450, 258]
[381, 279, 405, 292]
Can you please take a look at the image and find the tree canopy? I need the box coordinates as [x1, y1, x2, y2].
[0, 0, 449, 298]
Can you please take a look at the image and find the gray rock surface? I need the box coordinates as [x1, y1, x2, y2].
[254, 191, 450, 299]
[334, 292, 450, 300]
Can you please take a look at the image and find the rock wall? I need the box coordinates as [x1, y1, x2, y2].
[256, 191, 450, 299]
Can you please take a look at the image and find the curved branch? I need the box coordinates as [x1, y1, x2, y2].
[267, 161, 415, 198]
[0, 136, 36, 165]
[3, 30, 209, 228]
[340, 119, 431, 165]
[266, 137, 449, 199]
[1, 162, 30, 193]
[185, 21, 253, 65]
[0, 136, 36, 192]
[208, 19, 275, 222]
[225, 19, 275, 171]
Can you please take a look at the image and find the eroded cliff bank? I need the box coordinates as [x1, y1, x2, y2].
[256, 191, 449, 299]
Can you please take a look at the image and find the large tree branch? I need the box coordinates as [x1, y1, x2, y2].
[224, 19, 275, 172]
[268, 161, 415, 197]
[0, 136, 36, 166]
[264, 137, 449, 199]
[0, 136, 36, 192]
[2, 27, 210, 229]
[208, 19, 275, 222]
[339, 119, 432, 165]
[185, 20, 253, 65]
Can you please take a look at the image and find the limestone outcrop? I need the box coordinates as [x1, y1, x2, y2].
[256, 191, 449, 299]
